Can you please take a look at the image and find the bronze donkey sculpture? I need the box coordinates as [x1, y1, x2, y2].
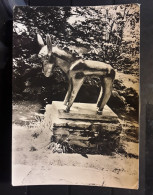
[37, 34, 115, 114]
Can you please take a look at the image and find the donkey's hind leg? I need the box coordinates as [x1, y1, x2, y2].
[97, 77, 113, 115]
[65, 77, 84, 112]
[64, 78, 72, 105]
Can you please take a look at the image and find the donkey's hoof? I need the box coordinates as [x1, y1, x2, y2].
[97, 111, 102, 115]
[97, 108, 103, 115]
[64, 108, 70, 113]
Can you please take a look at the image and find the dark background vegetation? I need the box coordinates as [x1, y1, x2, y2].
[0, 0, 153, 195]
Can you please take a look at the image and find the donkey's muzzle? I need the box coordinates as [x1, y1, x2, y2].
[43, 63, 54, 77]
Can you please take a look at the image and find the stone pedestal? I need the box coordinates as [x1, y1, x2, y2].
[45, 101, 122, 154]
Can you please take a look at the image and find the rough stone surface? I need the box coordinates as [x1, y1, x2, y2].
[45, 102, 122, 154]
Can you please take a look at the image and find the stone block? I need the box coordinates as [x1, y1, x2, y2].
[45, 101, 122, 154]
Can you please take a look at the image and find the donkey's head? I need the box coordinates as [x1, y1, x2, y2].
[37, 34, 55, 77]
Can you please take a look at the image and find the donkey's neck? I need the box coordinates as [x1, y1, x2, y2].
[52, 46, 78, 73]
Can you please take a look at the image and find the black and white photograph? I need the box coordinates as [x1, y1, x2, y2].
[12, 4, 139, 188]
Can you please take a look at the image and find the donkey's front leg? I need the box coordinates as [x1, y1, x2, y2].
[97, 86, 103, 108]
[97, 77, 113, 115]
[63, 78, 72, 106]
[64, 76, 84, 113]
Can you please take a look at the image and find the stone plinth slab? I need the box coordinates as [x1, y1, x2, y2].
[52, 101, 118, 122]
[45, 102, 121, 133]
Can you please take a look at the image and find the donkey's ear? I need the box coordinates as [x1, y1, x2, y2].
[37, 34, 44, 47]
[46, 34, 52, 54]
